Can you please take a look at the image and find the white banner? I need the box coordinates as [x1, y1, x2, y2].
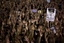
[46, 8, 56, 22]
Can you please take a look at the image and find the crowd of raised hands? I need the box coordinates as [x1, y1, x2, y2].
[0, 0, 64, 43]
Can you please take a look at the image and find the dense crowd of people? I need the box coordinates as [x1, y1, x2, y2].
[0, 0, 64, 43]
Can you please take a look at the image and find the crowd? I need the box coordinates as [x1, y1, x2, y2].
[0, 0, 64, 43]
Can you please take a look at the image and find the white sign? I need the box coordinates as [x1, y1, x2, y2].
[46, 8, 56, 22]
